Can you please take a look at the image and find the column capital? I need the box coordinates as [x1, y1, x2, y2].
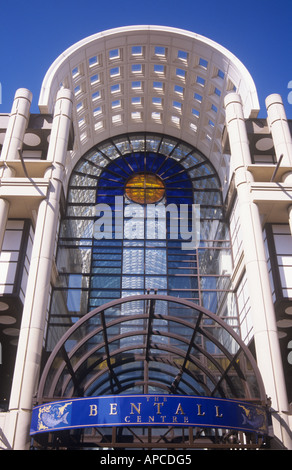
[1, 88, 32, 162]
[224, 92, 251, 168]
[266, 93, 289, 126]
[224, 92, 243, 108]
[55, 87, 73, 101]
[53, 88, 74, 119]
[265, 93, 292, 166]
[13, 87, 33, 101]
[10, 88, 33, 120]
[265, 93, 284, 110]
[224, 92, 246, 126]
[47, 88, 73, 167]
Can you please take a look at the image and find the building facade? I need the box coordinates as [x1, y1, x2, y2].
[0, 25, 291, 450]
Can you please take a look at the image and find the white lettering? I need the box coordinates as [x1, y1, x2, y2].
[93, 197, 200, 249]
[153, 402, 164, 414]
[89, 404, 98, 416]
[109, 403, 118, 415]
[197, 404, 205, 416]
[215, 405, 223, 418]
[174, 403, 185, 415]
[143, 455, 192, 465]
[130, 402, 141, 414]
[288, 80, 292, 105]
[100, 455, 135, 467]
[94, 204, 112, 239]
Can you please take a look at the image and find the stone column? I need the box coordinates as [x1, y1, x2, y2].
[225, 93, 292, 450]
[0, 198, 10, 253]
[0, 88, 32, 250]
[7, 88, 73, 450]
[287, 204, 292, 239]
[1, 88, 32, 163]
[266, 94, 292, 167]
[266, 95, 292, 237]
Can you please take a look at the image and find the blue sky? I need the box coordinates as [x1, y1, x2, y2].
[0, 0, 291, 117]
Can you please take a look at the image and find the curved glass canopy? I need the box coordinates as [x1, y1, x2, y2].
[39, 295, 266, 402]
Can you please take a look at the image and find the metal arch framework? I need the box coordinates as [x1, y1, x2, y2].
[37, 294, 266, 404]
[38, 25, 260, 194]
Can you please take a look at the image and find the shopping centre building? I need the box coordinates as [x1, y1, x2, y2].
[0, 25, 291, 450]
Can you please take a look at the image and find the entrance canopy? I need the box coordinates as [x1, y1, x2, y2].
[33, 294, 269, 448]
[37, 294, 266, 402]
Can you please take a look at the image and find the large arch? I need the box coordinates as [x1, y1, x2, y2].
[46, 132, 232, 350]
[29, 27, 270, 449]
[38, 294, 266, 400]
[37, 25, 260, 192]
[32, 294, 269, 449]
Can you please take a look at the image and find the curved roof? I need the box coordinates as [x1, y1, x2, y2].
[37, 295, 266, 403]
[38, 26, 259, 184]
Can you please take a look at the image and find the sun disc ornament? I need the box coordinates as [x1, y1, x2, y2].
[125, 173, 165, 204]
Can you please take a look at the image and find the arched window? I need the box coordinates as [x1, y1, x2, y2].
[35, 134, 270, 450]
[46, 134, 236, 350]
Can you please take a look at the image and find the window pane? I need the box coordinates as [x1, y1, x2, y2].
[145, 249, 166, 274]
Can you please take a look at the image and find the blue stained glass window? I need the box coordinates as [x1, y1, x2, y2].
[42, 133, 246, 410]
[50, 134, 234, 338]
[91, 275, 121, 289]
[145, 248, 167, 274]
[165, 188, 193, 197]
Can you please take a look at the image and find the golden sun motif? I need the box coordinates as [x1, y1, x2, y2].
[125, 173, 165, 204]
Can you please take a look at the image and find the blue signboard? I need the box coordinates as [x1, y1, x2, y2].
[30, 394, 269, 436]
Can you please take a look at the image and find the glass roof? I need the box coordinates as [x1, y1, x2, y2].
[38, 295, 266, 403]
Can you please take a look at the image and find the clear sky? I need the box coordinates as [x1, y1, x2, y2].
[0, 0, 291, 117]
